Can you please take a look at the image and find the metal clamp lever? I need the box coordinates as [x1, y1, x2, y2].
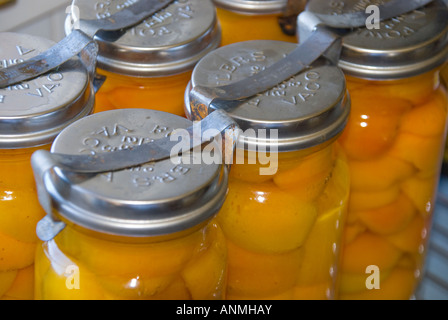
[0, 0, 175, 89]
[188, 0, 435, 114]
[31, 109, 239, 240]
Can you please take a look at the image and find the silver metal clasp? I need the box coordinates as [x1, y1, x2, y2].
[31, 149, 66, 241]
[297, 11, 343, 65]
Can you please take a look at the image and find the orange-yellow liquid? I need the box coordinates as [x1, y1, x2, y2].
[216, 8, 297, 46]
[217, 143, 350, 299]
[34, 221, 227, 300]
[0, 145, 50, 300]
[94, 68, 192, 117]
[337, 69, 448, 299]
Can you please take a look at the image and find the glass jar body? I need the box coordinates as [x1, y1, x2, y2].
[34, 220, 227, 300]
[0, 145, 50, 300]
[216, 142, 350, 299]
[337, 68, 448, 299]
[441, 65, 448, 168]
[94, 68, 192, 117]
[216, 7, 296, 46]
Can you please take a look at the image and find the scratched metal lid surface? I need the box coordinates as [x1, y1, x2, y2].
[45, 109, 227, 239]
[0, 32, 93, 149]
[212, 0, 287, 14]
[185, 40, 349, 152]
[68, 0, 221, 77]
[305, 0, 448, 79]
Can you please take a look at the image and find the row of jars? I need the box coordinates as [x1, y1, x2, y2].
[1, 0, 448, 300]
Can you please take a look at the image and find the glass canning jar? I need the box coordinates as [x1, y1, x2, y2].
[0, 32, 94, 300]
[33, 108, 228, 300]
[67, 0, 221, 116]
[212, 0, 297, 46]
[305, 0, 448, 300]
[442, 65, 448, 167]
[185, 40, 351, 299]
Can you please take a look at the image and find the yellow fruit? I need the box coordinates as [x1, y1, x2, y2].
[401, 175, 438, 216]
[338, 92, 411, 161]
[0, 269, 17, 298]
[387, 214, 428, 254]
[293, 283, 332, 300]
[225, 239, 303, 297]
[181, 223, 227, 300]
[348, 155, 415, 191]
[0, 188, 45, 243]
[348, 184, 400, 213]
[2, 265, 34, 300]
[217, 180, 318, 253]
[357, 193, 417, 235]
[400, 87, 448, 137]
[41, 262, 107, 300]
[339, 268, 416, 300]
[389, 131, 445, 175]
[338, 268, 392, 294]
[297, 206, 344, 285]
[0, 231, 36, 272]
[55, 226, 200, 278]
[341, 232, 402, 274]
[274, 145, 334, 202]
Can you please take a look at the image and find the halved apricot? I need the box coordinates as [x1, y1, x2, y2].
[2, 265, 34, 300]
[386, 214, 428, 254]
[217, 180, 318, 253]
[338, 268, 392, 295]
[297, 206, 344, 285]
[338, 268, 416, 300]
[0, 188, 45, 243]
[342, 223, 367, 245]
[293, 283, 331, 300]
[401, 175, 438, 216]
[0, 269, 17, 298]
[341, 232, 402, 274]
[348, 184, 400, 213]
[273, 145, 334, 201]
[348, 155, 415, 192]
[389, 131, 445, 175]
[338, 92, 411, 161]
[55, 227, 200, 278]
[225, 239, 303, 297]
[41, 260, 107, 300]
[0, 232, 36, 272]
[181, 224, 227, 300]
[400, 87, 448, 137]
[357, 193, 417, 235]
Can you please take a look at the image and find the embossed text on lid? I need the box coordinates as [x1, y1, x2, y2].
[305, 0, 448, 79]
[0, 32, 93, 149]
[213, 0, 287, 14]
[69, 0, 221, 76]
[185, 40, 349, 151]
[45, 109, 227, 238]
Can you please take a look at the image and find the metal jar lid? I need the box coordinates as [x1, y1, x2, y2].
[44, 109, 227, 240]
[305, 0, 448, 79]
[0, 32, 93, 149]
[213, 0, 287, 15]
[185, 40, 349, 152]
[67, 0, 221, 77]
